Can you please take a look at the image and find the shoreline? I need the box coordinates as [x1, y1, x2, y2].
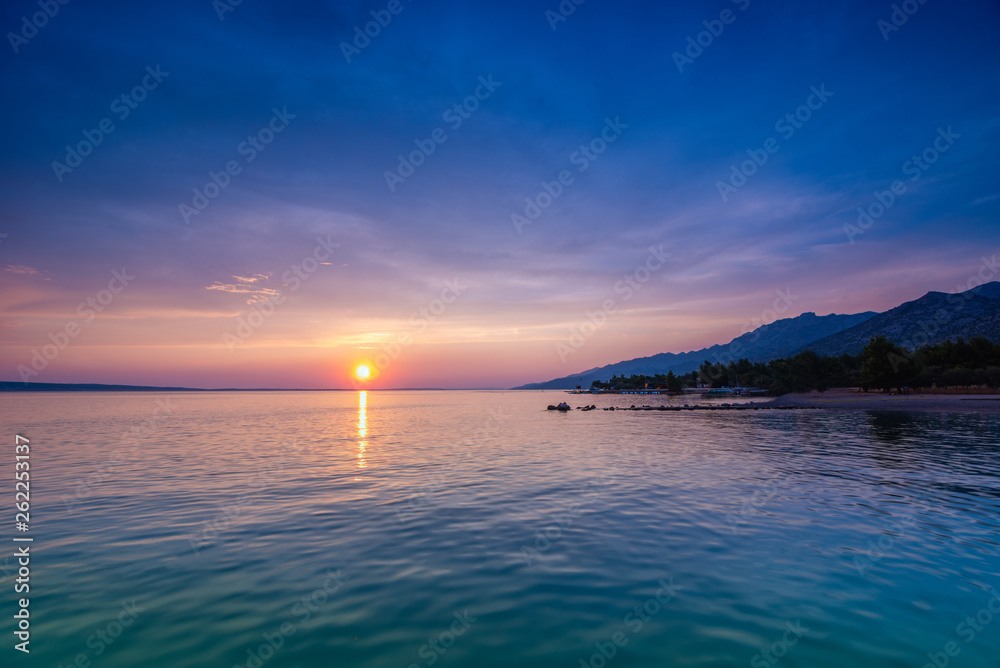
[767, 389, 1000, 412]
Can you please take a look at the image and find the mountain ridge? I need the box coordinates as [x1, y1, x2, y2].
[800, 281, 1000, 357]
[514, 282, 1000, 390]
[514, 311, 876, 390]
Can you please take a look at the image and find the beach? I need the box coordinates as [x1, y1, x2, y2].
[768, 388, 1000, 411]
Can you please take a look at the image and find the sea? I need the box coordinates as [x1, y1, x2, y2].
[2, 390, 999, 667]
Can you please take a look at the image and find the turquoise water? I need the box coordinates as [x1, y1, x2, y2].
[2, 391, 999, 667]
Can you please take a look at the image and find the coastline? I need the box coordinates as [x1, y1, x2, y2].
[767, 388, 1000, 412]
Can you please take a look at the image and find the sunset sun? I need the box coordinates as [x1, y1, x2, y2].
[354, 364, 372, 381]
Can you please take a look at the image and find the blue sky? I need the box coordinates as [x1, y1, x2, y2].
[1, 0, 998, 388]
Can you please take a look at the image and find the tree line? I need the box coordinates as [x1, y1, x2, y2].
[590, 336, 1000, 395]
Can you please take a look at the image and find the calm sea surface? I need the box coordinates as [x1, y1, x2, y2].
[2, 390, 999, 667]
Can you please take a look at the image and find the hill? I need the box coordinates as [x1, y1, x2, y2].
[514, 311, 876, 390]
[801, 281, 1000, 357]
[0, 381, 206, 392]
[515, 282, 1000, 390]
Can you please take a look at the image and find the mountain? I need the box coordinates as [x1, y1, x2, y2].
[0, 381, 205, 392]
[514, 311, 876, 390]
[516, 282, 1000, 390]
[800, 281, 1000, 357]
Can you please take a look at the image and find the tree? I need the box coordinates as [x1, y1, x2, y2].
[861, 336, 917, 393]
[665, 370, 684, 393]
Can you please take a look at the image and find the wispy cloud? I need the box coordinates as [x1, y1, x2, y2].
[3, 265, 48, 279]
[205, 274, 280, 304]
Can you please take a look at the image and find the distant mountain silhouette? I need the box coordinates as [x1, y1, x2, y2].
[800, 281, 1000, 357]
[514, 282, 1000, 390]
[514, 311, 876, 390]
[0, 381, 203, 392]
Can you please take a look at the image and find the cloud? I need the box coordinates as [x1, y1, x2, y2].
[205, 274, 281, 304]
[3, 265, 48, 279]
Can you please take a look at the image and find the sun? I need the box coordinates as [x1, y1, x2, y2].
[354, 364, 372, 381]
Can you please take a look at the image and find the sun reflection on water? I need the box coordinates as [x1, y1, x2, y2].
[356, 390, 367, 476]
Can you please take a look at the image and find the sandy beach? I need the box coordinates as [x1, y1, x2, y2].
[768, 388, 1000, 412]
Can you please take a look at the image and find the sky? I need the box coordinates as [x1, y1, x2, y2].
[1, 0, 998, 389]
